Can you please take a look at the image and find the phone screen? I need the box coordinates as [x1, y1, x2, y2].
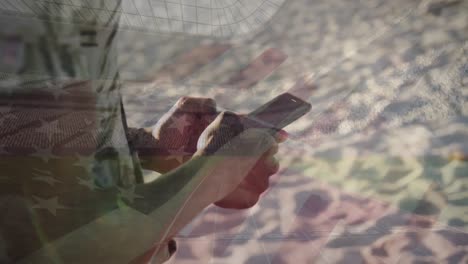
[248, 93, 311, 129]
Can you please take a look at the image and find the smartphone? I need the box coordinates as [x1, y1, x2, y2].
[246, 93, 311, 132]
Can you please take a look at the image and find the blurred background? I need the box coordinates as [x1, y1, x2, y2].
[116, 0, 468, 262]
[2, 0, 467, 262]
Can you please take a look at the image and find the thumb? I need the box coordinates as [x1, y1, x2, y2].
[174, 97, 216, 114]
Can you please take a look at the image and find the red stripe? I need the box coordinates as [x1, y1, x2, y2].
[286, 77, 318, 100]
[224, 48, 288, 89]
[152, 44, 232, 84]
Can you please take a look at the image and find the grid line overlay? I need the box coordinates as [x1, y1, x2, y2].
[0, 0, 286, 36]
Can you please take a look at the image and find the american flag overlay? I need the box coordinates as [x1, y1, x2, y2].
[2, 0, 468, 263]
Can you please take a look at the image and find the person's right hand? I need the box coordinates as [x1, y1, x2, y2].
[195, 111, 280, 205]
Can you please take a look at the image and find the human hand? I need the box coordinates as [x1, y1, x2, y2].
[138, 97, 217, 173]
[214, 129, 286, 209]
[195, 111, 285, 207]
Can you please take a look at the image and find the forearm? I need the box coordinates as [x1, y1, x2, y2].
[126, 126, 217, 240]
[16, 155, 219, 264]
[130, 155, 219, 246]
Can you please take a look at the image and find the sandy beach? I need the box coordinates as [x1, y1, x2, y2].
[118, 0, 468, 262]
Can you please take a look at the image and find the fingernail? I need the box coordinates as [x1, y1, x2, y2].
[277, 130, 288, 142]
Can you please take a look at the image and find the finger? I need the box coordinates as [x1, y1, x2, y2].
[264, 156, 280, 174]
[264, 142, 279, 156]
[175, 97, 217, 114]
[244, 157, 278, 194]
[217, 111, 244, 132]
[274, 130, 288, 143]
[199, 111, 244, 154]
[244, 165, 270, 194]
[243, 128, 276, 155]
[214, 186, 260, 209]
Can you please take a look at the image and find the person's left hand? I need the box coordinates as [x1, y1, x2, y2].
[136, 97, 217, 173]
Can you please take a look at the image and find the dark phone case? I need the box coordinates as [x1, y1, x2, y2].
[246, 93, 311, 132]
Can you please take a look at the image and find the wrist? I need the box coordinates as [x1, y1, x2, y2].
[181, 155, 228, 203]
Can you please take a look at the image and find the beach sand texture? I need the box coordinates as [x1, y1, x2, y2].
[119, 0, 468, 262]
